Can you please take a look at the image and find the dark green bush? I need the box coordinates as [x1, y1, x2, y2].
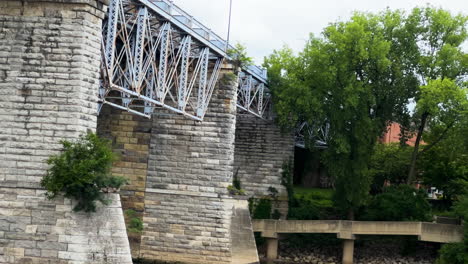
[288, 195, 321, 220]
[437, 194, 468, 263]
[363, 185, 431, 221]
[251, 198, 272, 219]
[125, 209, 144, 233]
[41, 132, 127, 212]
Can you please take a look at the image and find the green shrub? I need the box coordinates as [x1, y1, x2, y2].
[227, 185, 246, 195]
[252, 198, 272, 219]
[437, 243, 468, 264]
[281, 159, 294, 203]
[364, 185, 431, 221]
[437, 194, 468, 263]
[41, 132, 127, 212]
[288, 195, 321, 220]
[125, 209, 144, 233]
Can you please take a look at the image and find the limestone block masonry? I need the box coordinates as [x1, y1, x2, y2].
[234, 114, 295, 217]
[140, 67, 238, 264]
[0, 0, 132, 263]
[97, 106, 152, 257]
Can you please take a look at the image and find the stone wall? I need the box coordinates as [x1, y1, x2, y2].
[0, 190, 131, 264]
[0, 0, 106, 188]
[234, 114, 295, 217]
[0, 1, 132, 263]
[97, 106, 152, 257]
[140, 67, 238, 264]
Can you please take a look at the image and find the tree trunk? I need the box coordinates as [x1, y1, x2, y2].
[407, 112, 429, 184]
[348, 208, 355, 220]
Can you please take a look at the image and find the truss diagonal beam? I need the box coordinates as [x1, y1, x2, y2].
[100, 0, 270, 121]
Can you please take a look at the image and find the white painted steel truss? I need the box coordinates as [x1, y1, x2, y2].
[237, 70, 271, 118]
[99, 0, 270, 121]
[295, 122, 329, 149]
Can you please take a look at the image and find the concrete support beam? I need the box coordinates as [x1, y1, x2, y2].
[342, 239, 355, 264]
[266, 237, 279, 261]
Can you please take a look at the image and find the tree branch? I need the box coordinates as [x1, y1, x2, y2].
[420, 121, 455, 155]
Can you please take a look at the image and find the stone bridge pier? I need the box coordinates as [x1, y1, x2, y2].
[140, 65, 238, 263]
[234, 114, 295, 218]
[97, 65, 241, 263]
[0, 0, 296, 263]
[97, 69, 296, 264]
[0, 0, 132, 263]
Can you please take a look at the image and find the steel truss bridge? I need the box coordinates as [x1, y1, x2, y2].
[99, 0, 270, 121]
[295, 122, 329, 149]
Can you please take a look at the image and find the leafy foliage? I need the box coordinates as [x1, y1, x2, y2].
[227, 185, 246, 195]
[281, 159, 295, 205]
[436, 194, 468, 264]
[41, 133, 127, 212]
[288, 187, 336, 220]
[364, 185, 432, 221]
[403, 7, 468, 183]
[125, 209, 144, 233]
[288, 196, 321, 220]
[420, 116, 468, 205]
[266, 11, 420, 218]
[227, 43, 253, 69]
[249, 198, 273, 219]
[369, 143, 413, 193]
[228, 170, 246, 195]
[265, 6, 467, 218]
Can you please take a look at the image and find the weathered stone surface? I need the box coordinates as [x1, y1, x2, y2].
[230, 199, 260, 264]
[97, 107, 152, 257]
[140, 67, 238, 264]
[0, 0, 105, 188]
[234, 114, 295, 217]
[0, 1, 132, 263]
[0, 190, 132, 264]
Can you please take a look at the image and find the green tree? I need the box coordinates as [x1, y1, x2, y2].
[404, 7, 468, 183]
[420, 116, 468, 205]
[265, 10, 419, 219]
[41, 133, 127, 212]
[369, 143, 413, 193]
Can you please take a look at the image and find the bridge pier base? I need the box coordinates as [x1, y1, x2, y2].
[342, 239, 355, 264]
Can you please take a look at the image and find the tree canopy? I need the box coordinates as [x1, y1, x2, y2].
[264, 7, 467, 218]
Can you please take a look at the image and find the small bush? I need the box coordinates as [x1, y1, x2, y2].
[288, 195, 321, 220]
[227, 185, 246, 195]
[41, 132, 127, 212]
[437, 194, 468, 263]
[252, 198, 272, 219]
[364, 185, 431, 221]
[125, 209, 144, 233]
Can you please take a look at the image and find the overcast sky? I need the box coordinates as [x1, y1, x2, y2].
[174, 0, 466, 65]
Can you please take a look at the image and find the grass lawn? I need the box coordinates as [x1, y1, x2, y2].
[293, 186, 334, 208]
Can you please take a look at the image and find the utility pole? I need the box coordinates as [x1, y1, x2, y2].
[225, 0, 233, 51]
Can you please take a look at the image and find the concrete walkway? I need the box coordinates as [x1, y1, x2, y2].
[253, 219, 463, 243]
[230, 199, 260, 264]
